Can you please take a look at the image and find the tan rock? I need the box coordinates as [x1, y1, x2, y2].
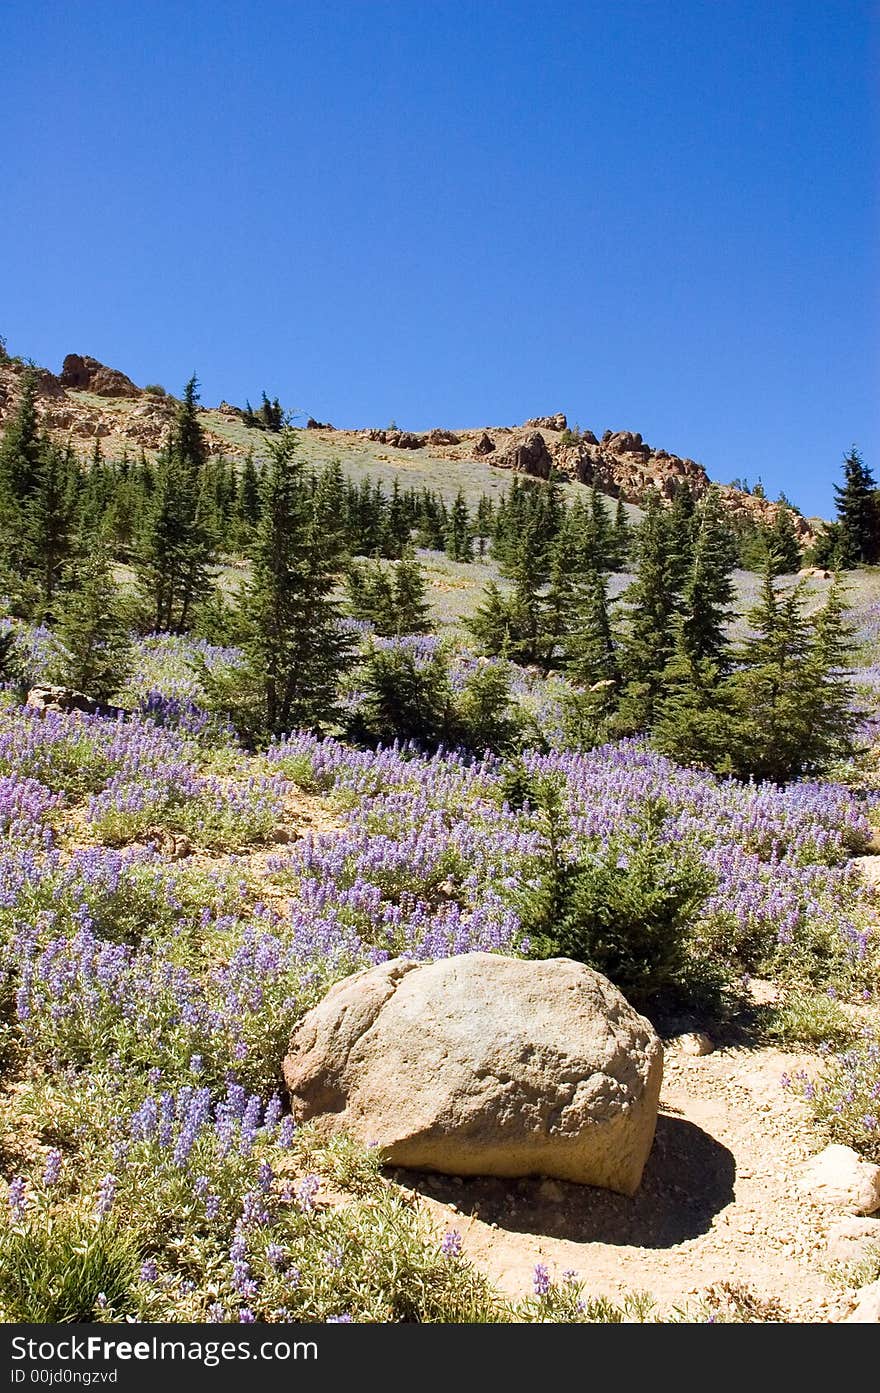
[843, 1280, 880, 1322]
[676, 1032, 714, 1057]
[825, 1216, 880, 1264]
[798, 1145, 880, 1215]
[283, 952, 663, 1195]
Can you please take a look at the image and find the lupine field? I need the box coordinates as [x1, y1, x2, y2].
[1, 572, 880, 1325]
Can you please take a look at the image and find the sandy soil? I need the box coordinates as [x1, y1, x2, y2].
[391, 1039, 865, 1321]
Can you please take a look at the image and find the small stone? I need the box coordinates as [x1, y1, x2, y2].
[676, 1032, 714, 1057]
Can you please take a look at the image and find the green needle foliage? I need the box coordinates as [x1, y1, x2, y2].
[520, 784, 716, 1006]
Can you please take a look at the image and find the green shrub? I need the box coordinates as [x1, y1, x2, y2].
[520, 785, 719, 1007]
[0, 1215, 141, 1322]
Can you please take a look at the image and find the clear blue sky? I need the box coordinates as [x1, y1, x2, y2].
[2, 0, 877, 517]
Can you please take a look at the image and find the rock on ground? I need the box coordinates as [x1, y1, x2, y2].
[282, 952, 663, 1196]
[842, 1280, 880, 1322]
[797, 1144, 880, 1215]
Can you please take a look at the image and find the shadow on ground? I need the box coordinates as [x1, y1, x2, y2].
[392, 1113, 735, 1249]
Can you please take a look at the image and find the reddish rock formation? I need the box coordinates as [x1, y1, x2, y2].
[60, 354, 141, 398]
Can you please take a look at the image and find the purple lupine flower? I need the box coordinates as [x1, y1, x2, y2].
[140, 1260, 159, 1284]
[95, 1173, 117, 1218]
[533, 1263, 551, 1297]
[440, 1230, 462, 1258]
[7, 1177, 27, 1220]
[42, 1149, 62, 1186]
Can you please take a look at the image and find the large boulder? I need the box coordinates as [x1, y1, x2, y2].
[492, 430, 553, 479]
[473, 431, 496, 456]
[282, 952, 663, 1195]
[60, 354, 141, 398]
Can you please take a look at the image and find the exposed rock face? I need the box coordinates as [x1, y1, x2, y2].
[25, 685, 127, 720]
[26, 685, 101, 716]
[282, 952, 663, 1195]
[59, 354, 141, 398]
[524, 413, 567, 432]
[306, 417, 335, 430]
[473, 431, 496, 456]
[492, 429, 553, 480]
[425, 429, 460, 445]
[797, 1144, 880, 1215]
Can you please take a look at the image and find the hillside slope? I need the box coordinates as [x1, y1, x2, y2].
[0, 349, 814, 538]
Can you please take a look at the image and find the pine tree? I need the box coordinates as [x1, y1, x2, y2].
[445, 490, 473, 562]
[176, 375, 207, 473]
[49, 548, 133, 702]
[615, 491, 687, 728]
[467, 581, 516, 657]
[393, 551, 432, 634]
[609, 497, 631, 571]
[23, 440, 78, 618]
[0, 370, 43, 508]
[833, 446, 879, 566]
[240, 430, 351, 736]
[588, 487, 614, 571]
[566, 565, 619, 690]
[383, 478, 411, 558]
[723, 565, 821, 781]
[135, 379, 214, 631]
[677, 487, 737, 672]
[766, 503, 802, 576]
[541, 513, 584, 668]
[348, 642, 451, 749]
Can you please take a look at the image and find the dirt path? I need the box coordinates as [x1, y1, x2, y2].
[394, 1041, 859, 1320]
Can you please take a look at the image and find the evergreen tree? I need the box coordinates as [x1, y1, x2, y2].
[541, 512, 583, 667]
[348, 642, 451, 748]
[135, 379, 214, 631]
[766, 503, 802, 576]
[833, 446, 879, 566]
[566, 565, 619, 690]
[588, 487, 614, 571]
[615, 491, 687, 728]
[609, 497, 632, 571]
[677, 487, 737, 672]
[0, 370, 43, 509]
[382, 478, 411, 558]
[721, 563, 855, 782]
[23, 441, 78, 618]
[49, 549, 133, 702]
[445, 490, 473, 562]
[239, 430, 351, 736]
[467, 581, 516, 657]
[393, 551, 432, 634]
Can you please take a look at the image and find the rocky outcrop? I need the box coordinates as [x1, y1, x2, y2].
[473, 431, 496, 456]
[60, 354, 141, 398]
[524, 413, 567, 432]
[306, 417, 335, 430]
[25, 685, 126, 720]
[492, 429, 553, 480]
[283, 952, 663, 1195]
[425, 429, 460, 446]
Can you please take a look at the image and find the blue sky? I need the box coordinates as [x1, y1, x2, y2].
[2, 0, 877, 517]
